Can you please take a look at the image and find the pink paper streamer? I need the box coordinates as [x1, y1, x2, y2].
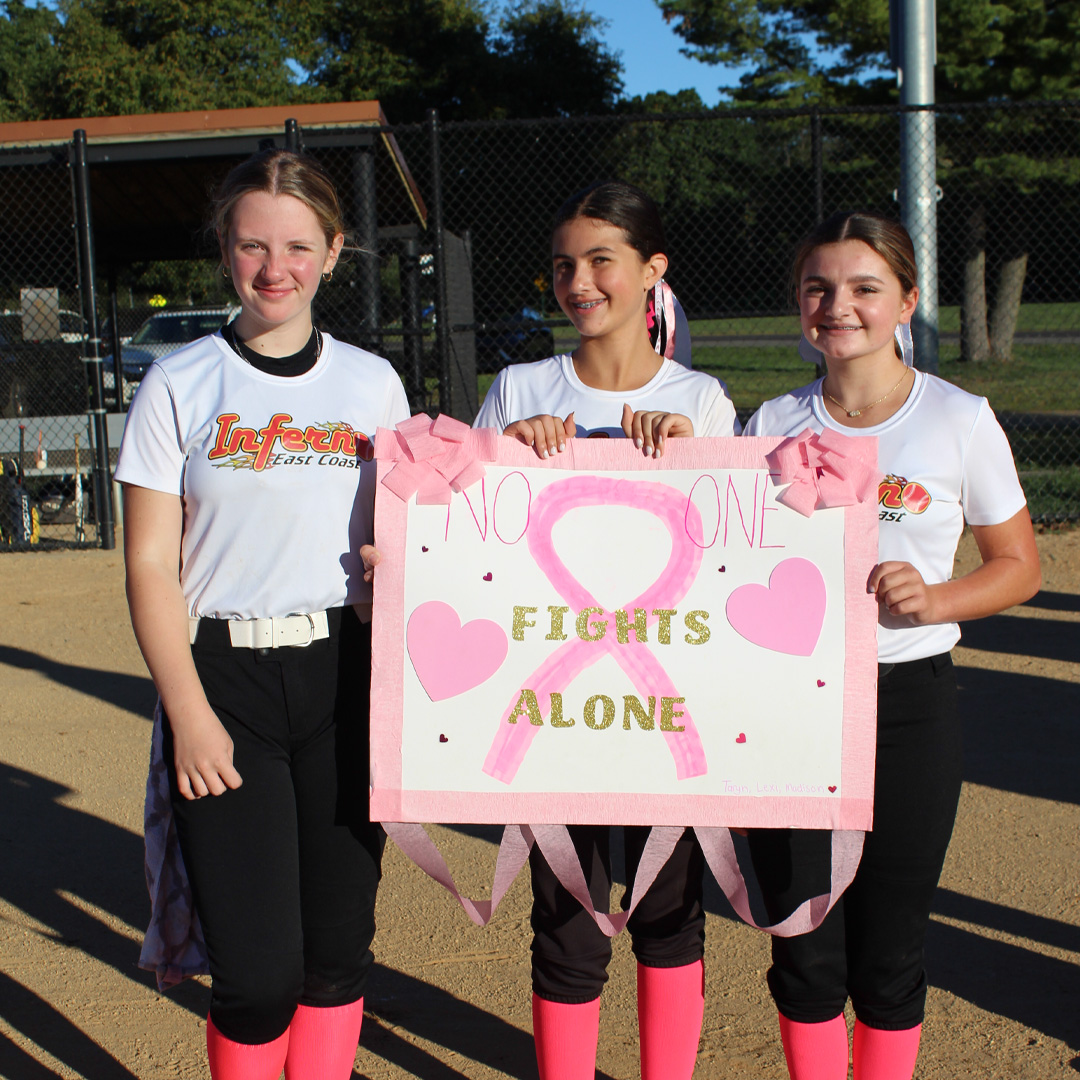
[766, 428, 881, 517]
[484, 474, 708, 783]
[383, 820, 862, 938]
[694, 826, 865, 936]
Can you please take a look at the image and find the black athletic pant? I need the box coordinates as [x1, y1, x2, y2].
[530, 824, 706, 1003]
[748, 653, 961, 1029]
[163, 606, 383, 1045]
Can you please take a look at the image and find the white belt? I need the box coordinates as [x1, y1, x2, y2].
[189, 611, 330, 649]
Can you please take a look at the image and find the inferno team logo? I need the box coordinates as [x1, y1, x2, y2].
[878, 474, 931, 522]
[208, 412, 374, 471]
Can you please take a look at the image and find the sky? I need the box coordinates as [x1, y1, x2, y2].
[573, 0, 749, 106]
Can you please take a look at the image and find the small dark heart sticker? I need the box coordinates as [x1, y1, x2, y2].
[828, 785, 837, 793]
[421, 545, 429, 552]
[717, 565, 726, 573]
[439, 734, 449, 743]
[817, 679, 826, 687]
[483, 572, 493, 581]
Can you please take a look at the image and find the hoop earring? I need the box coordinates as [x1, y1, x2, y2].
[221, 265, 230, 280]
[322, 269, 333, 283]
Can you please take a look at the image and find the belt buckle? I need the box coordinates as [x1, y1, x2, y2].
[286, 612, 316, 648]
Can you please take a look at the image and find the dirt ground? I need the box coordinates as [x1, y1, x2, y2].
[0, 528, 1077, 1080]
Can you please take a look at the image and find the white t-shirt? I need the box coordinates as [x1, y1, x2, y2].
[473, 354, 741, 437]
[745, 371, 1027, 663]
[115, 332, 411, 619]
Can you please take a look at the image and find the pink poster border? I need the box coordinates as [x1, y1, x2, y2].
[370, 434, 878, 832]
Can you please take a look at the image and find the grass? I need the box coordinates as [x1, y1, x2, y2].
[468, 306, 1080, 521]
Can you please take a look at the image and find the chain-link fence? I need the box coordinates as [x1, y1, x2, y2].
[0, 139, 98, 548]
[406, 100, 1080, 523]
[2, 100, 1077, 552]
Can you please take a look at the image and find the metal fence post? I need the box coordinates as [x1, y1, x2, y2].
[107, 273, 124, 411]
[352, 142, 382, 353]
[284, 118, 300, 153]
[71, 129, 115, 550]
[428, 109, 451, 417]
[811, 107, 824, 224]
[895, 0, 940, 373]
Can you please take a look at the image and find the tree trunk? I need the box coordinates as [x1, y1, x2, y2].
[959, 204, 991, 363]
[989, 251, 1028, 363]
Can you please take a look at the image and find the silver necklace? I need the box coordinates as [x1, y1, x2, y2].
[225, 324, 321, 361]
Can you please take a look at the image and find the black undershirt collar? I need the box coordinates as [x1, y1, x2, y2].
[221, 321, 321, 377]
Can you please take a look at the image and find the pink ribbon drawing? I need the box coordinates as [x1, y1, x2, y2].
[484, 474, 708, 783]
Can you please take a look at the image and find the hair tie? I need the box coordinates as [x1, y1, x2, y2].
[648, 280, 692, 368]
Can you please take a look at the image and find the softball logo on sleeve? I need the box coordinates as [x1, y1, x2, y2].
[208, 412, 374, 471]
[878, 474, 931, 522]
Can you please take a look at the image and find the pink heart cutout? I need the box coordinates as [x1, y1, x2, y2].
[407, 601, 508, 702]
[725, 558, 826, 656]
[735, 732, 746, 744]
[828, 785, 837, 793]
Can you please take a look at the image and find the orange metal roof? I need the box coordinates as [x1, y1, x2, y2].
[0, 101, 387, 148]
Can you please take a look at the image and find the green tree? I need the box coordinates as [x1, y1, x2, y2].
[51, 0, 314, 117]
[486, 0, 623, 118]
[657, 0, 1080, 360]
[0, 0, 63, 121]
[303, 0, 623, 121]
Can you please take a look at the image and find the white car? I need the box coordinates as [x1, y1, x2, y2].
[110, 308, 239, 382]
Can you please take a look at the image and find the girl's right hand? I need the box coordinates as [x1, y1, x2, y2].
[621, 404, 694, 457]
[171, 706, 243, 800]
[503, 412, 577, 457]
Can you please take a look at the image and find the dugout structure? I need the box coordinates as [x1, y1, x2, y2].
[0, 103, 477, 551]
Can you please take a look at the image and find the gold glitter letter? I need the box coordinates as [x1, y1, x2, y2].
[550, 692, 574, 727]
[576, 607, 607, 642]
[546, 605, 570, 640]
[683, 611, 711, 645]
[615, 608, 648, 644]
[623, 695, 656, 731]
[583, 694, 615, 730]
[508, 689, 543, 726]
[660, 697, 686, 732]
[652, 609, 677, 645]
[512, 606, 538, 641]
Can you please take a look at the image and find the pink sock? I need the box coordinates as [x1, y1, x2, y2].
[852, 1020, 921, 1080]
[532, 994, 601, 1080]
[778, 1013, 850, 1080]
[637, 960, 705, 1080]
[206, 1014, 289, 1080]
[283, 999, 365, 1080]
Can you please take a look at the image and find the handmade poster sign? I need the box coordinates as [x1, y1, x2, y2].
[371, 415, 880, 834]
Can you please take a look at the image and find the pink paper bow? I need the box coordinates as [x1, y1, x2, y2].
[766, 428, 880, 517]
[376, 413, 499, 504]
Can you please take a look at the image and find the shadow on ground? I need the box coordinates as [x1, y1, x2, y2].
[0, 759, 208, 1077]
[0, 644, 157, 717]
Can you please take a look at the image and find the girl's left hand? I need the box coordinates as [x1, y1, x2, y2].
[360, 544, 381, 583]
[868, 561, 940, 624]
[621, 404, 694, 457]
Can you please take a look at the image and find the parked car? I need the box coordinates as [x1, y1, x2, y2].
[474, 306, 555, 372]
[418, 305, 555, 373]
[105, 308, 238, 383]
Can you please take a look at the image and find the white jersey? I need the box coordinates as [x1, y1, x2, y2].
[474, 353, 741, 437]
[745, 370, 1027, 663]
[115, 331, 411, 620]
